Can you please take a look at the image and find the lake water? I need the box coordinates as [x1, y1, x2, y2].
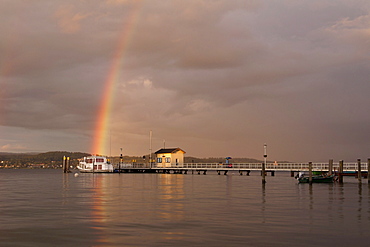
[0, 169, 369, 246]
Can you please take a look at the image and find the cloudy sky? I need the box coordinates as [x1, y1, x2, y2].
[0, 0, 369, 162]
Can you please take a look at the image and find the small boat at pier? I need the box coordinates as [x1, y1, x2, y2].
[77, 156, 114, 173]
[296, 172, 335, 183]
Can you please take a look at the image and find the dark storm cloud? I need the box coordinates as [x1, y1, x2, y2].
[0, 0, 369, 161]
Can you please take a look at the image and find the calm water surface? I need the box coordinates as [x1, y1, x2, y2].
[0, 169, 369, 246]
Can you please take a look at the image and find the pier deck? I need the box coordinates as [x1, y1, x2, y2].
[113, 162, 370, 176]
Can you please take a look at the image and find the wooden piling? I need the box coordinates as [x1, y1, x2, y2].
[63, 156, 66, 173]
[357, 159, 362, 183]
[328, 159, 333, 175]
[368, 158, 370, 184]
[308, 162, 313, 185]
[339, 160, 344, 184]
[262, 162, 266, 184]
[67, 157, 70, 173]
[63, 156, 70, 173]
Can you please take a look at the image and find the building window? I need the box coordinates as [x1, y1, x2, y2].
[157, 158, 162, 163]
[165, 157, 171, 163]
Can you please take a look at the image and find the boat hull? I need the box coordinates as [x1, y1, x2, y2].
[77, 168, 113, 173]
[298, 175, 335, 183]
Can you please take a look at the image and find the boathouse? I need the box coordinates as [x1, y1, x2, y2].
[155, 148, 186, 168]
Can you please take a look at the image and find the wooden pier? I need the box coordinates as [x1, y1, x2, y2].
[114, 159, 370, 180]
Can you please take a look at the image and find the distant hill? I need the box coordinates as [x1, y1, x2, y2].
[0, 151, 90, 161]
[0, 151, 90, 168]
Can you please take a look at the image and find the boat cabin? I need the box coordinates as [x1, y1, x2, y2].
[155, 148, 186, 168]
[78, 155, 113, 173]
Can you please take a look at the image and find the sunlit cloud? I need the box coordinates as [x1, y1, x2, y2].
[325, 14, 370, 50]
[54, 5, 92, 34]
[0, 144, 27, 152]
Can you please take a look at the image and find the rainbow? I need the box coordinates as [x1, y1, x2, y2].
[91, 2, 143, 155]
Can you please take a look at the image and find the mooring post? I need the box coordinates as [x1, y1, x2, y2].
[329, 159, 333, 175]
[357, 159, 362, 183]
[66, 156, 70, 173]
[339, 160, 344, 184]
[308, 162, 313, 185]
[290, 171, 294, 177]
[63, 156, 66, 173]
[367, 158, 370, 184]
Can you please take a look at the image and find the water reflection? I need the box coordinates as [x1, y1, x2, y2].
[90, 175, 109, 244]
[3, 170, 370, 246]
[357, 183, 362, 221]
[226, 175, 233, 196]
[309, 184, 313, 210]
[62, 173, 70, 207]
[261, 183, 266, 224]
[158, 174, 185, 240]
[368, 184, 370, 220]
[327, 183, 336, 223]
[72, 174, 111, 245]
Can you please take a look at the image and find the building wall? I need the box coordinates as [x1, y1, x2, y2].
[156, 151, 184, 167]
[171, 151, 184, 166]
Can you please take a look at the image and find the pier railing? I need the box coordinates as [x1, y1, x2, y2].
[128, 162, 368, 171]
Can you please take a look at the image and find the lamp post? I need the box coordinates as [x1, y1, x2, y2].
[149, 130, 152, 168]
[120, 148, 123, 171]
[262, 143, 267, 184]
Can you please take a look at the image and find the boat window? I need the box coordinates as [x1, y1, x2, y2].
[165, 157, 171, 163]
[96, 158, 104, 163]
[157, 158, 162, 163]
[87, 159, 93, 163]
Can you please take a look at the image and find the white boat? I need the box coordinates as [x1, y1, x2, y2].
[77, 156, 114, 173]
